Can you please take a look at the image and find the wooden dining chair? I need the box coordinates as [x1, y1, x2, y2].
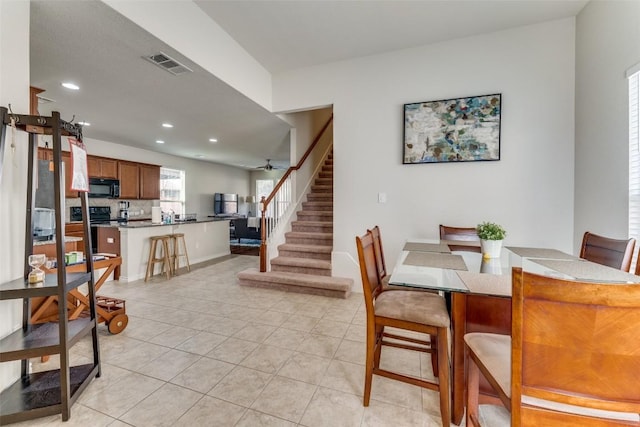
[465, 267, 640, 427]
[356, 231, 452, 427]
[439, 224, 481, 253]
[579, 231, 636, 272]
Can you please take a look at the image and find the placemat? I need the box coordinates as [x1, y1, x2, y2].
[403, 251, 467, 271]
[505, 246, 577, 260]
[532, 259, 640, 283]
[456, 271, 512, 296]
[402, 242, 451, 253]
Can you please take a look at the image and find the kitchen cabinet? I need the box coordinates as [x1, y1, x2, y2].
[118, 161, 139, 199]
[88, 156, 117, 179]
[37, 147, 52, 161]
[65, 222, 85, 239]
[61, 151, 79, 199]
[139, 164, 160, 200]
[97, 227, 120, 255]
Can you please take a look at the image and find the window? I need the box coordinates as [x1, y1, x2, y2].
[629, 65, 640, 271]
[256, 179, 274, 217]
[160, 167, 185, 215]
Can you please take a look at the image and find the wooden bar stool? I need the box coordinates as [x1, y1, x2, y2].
[170, 233, 191, 274]
[145, 235, 172, 281]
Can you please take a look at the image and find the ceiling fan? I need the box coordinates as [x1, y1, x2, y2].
[255, 159, 285, 171]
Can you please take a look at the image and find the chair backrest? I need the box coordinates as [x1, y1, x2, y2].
[439, 224, 481, 253]
[579, 231, 636, 272]
[510, 268, 640, 425]
[355, 232, 383, 314]
[367, 226, 387, 282]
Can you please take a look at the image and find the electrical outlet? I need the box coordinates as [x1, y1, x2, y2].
[378, 192, 387, 204]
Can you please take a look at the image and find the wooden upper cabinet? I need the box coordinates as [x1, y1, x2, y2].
[139, 164, 160, 200]
[118, 161, 139, 199]
[88, 156, 118, 179]
[37, 148, 52, 161]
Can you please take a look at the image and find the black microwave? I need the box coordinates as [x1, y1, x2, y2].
[88, 178, 120, 198]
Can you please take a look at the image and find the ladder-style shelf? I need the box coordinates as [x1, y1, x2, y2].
[0, 107, 100, 424]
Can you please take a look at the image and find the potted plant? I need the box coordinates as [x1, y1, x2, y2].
[476, 221, 506, 259]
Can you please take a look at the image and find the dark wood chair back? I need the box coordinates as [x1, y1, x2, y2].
[511, 268, 640, 425]
[367, 226, 387, 283]
[355, 232, 383, 310]
[579, 231, 636, 272]
[439, 224, 481, 253]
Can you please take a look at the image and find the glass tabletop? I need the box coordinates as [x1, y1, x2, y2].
[388, 240, 640, 296]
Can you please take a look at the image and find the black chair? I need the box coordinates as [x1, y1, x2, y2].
[233, 218, 261, 242]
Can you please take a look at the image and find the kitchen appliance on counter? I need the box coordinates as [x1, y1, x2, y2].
[118, 201, 130, 221]
[88, 177, 120, 198]
[33, 208, 55, 241]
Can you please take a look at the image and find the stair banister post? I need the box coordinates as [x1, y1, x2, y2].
[259, 195, 268, 272]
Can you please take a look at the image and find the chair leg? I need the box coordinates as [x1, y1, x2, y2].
[363, 325, 376, 406]
[373, 325, 383, 369]
[145, 239, 157, 282]
[466, 355, 480, 427]
[430, 333, 439, 376]
[437, 327, 451, 427]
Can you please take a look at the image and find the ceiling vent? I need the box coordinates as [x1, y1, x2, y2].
[144, 52, 193, 76]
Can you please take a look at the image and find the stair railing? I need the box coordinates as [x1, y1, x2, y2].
[259, 114, 333, 272]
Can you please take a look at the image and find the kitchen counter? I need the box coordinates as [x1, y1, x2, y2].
[34, 236, 82, 246]
[90, 218, 225, 229]
[118, 219, 231, 282]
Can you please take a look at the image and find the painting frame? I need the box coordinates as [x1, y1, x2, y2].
[403, 93, 501, 164]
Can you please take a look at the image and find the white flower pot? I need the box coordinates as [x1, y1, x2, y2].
[481, 239, 503, 259]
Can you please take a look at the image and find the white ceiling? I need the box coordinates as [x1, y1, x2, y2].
[29, 0, 587, 169]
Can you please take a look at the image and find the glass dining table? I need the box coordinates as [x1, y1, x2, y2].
[388, 239, 640, 425]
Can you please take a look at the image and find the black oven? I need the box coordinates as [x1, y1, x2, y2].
[88, 178, 120, 198]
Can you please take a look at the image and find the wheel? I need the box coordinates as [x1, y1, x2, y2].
[107, 313, 128, 334]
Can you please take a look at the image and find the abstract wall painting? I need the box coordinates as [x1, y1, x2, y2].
[403, 93, 501, 164]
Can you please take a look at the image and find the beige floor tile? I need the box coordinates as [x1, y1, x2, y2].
[175, 330, 227, 355]
[297, 333, 342, 358]
[174, 395, 245, 427]
[378, 345, 422, 378]
[118, 316, 173, 341]
[137, 349, 201, 381]
[311, 318, 350, 338]
[206, 337, 258, 363]
[369, 376, 424, 411]
[300, 387, 365, 427]
[362, 400, 442, 427]
[322, 307, 358, 323]
[279, 314, 320, 332]
[277, 352, 331, 385]
[251, 376, 317, 423]
[233, 322, 278, 343]
[320, 359, 365, 396]
[203, 316, 249, 336]
[240, 344, 293, 374]
[7, 403, 117, 427]
[344, 323, 366, 342]
[170, 356, 235, 393]
[79, 368, 164, 418]
[263, 327, 308, 351]
[294, 303, 329, 318]
[235, 409, 297, 427]
[119, 383, 202, 427]
[253, 310, 292, 326]
[334, 338, 366, 365]
[102, 338, 170, 371]
[147, 325, 198, 348]
[208, 366, 273, 407]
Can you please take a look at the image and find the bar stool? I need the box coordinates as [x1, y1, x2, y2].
[145, 235, 172, 281]
[170, 233, 191, 274]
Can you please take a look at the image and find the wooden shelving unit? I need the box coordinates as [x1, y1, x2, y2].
[0, 107, 100, 423]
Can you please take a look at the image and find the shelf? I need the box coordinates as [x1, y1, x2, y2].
[0, 318, 95, 362]
[0, 363, 99, 425]
[0, 272, 91, 300]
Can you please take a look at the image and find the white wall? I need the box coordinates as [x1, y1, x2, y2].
[80, 137, 250, 218]
[0, 0, 30, 392]
[273, 19, 577, 281]
[574, 0, 640, 249]
[103, 0, 273, 110]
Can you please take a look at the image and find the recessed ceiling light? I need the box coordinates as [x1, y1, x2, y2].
[78, 121, 90, 126]
[61, 82, 80, 90]
[162, 123, 173, 128]
[156, 140, 165, 144]
[209, 138, 218, 143]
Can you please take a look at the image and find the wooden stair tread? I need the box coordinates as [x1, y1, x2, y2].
[285, 231, 333, 238]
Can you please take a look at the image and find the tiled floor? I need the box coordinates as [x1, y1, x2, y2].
[15, 255, 461, 427]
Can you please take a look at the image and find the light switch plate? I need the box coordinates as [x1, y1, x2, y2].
[378, 192, 387, 203]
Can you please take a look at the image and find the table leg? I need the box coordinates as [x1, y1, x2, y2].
[451, 293, 467, 425]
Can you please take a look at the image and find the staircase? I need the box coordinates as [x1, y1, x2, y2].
[237, 152, 353, 298]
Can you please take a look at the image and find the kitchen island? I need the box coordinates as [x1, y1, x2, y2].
[115, 218, 230, 282]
